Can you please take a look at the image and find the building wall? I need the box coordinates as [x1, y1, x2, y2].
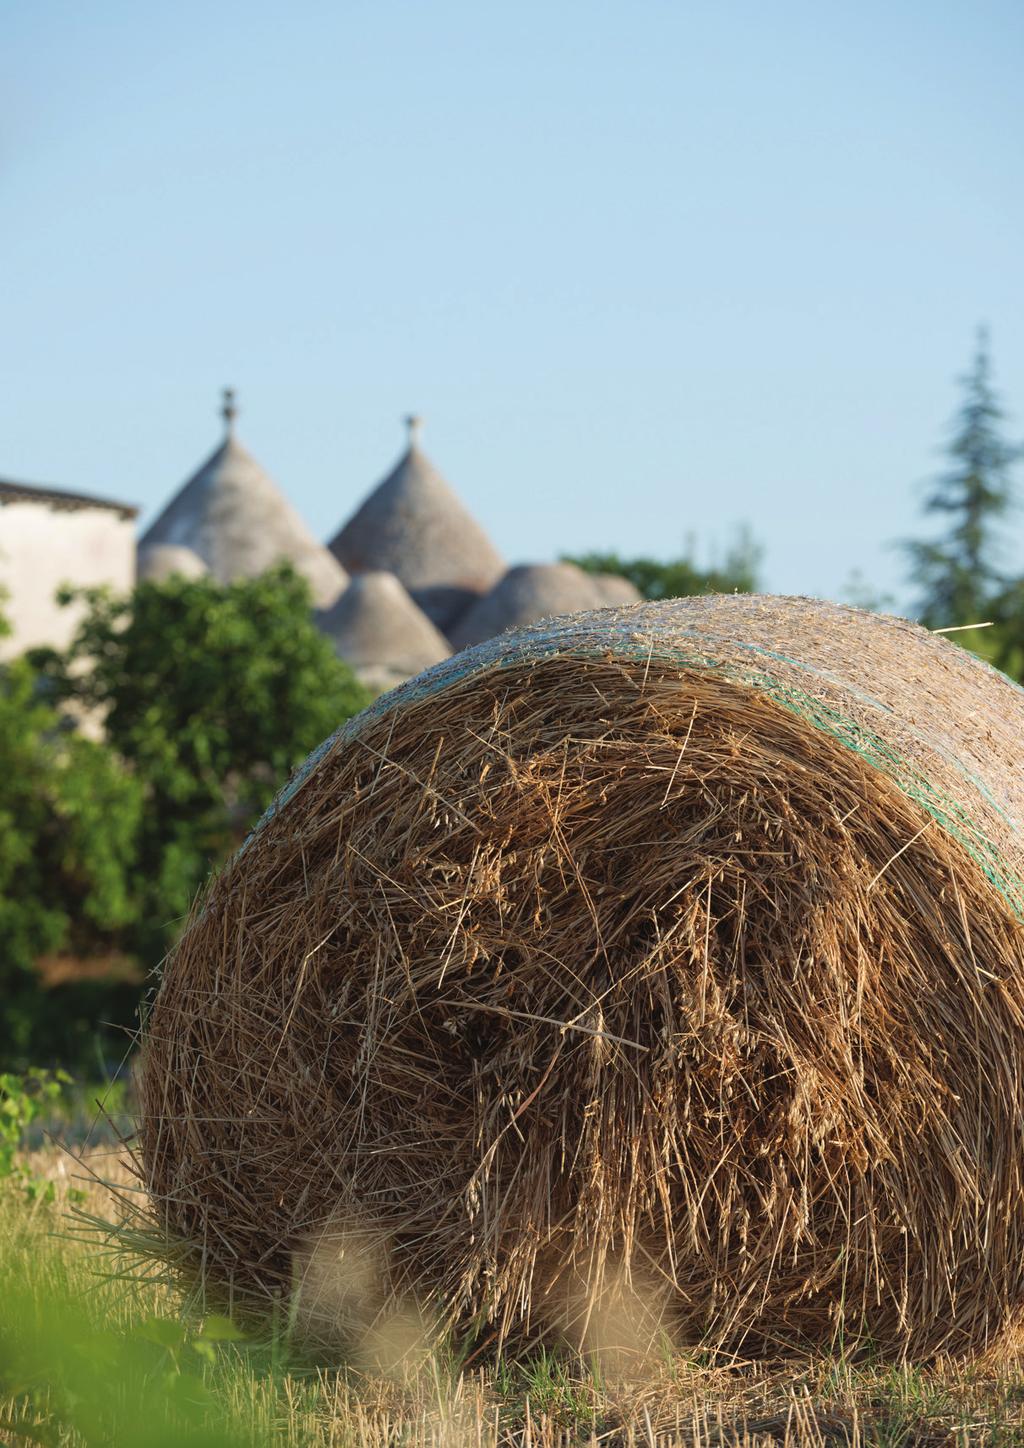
[0, 500, 136, 659]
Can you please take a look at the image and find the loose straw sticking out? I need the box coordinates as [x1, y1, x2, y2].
[139, 594, 1024, 1361]
[866, 821, 932, 890]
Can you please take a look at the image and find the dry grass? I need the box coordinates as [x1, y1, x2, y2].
[138, 594, 1024, 1361]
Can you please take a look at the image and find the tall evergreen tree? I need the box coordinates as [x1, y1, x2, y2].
[905, 328, 1020, 628]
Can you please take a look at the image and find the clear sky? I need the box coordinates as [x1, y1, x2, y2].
[3, 0, 1022, 608]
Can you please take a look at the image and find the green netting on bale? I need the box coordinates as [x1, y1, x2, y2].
[251, 613, 1024, 918]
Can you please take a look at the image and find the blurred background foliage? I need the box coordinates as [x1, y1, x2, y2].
[566, 523, 763, 600]
[3, 566, 370, 1068]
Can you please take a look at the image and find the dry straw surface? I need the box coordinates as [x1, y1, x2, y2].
[140, 594, 1024, 1361]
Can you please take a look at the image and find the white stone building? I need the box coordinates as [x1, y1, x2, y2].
[0, 477, 138, 659]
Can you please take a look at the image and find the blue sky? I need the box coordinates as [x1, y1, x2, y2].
[2, 0, 1022, 607]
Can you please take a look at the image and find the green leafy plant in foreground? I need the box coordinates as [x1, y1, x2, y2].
[0, 1070, 78, 1204]
[1, 1292, 253, 1447]
[0, 1175, 257, 1446]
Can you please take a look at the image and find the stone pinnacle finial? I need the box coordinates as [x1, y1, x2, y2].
[222, 387, 238, 436]
[404, 413, 422, 447]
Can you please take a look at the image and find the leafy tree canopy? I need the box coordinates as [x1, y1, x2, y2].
[34, 565, 371, 966]
[0, 610, 142, 1064]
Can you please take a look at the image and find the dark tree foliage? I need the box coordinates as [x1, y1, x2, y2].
[0, 614, 143, 1065]
[983, 580, 1024, 682]
[34, 566, 371, 970]
[905, 329, 1020, 630]
[566, 525, 762, 600]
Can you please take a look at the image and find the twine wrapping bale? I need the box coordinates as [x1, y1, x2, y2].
[139, 595, 1024, 1358]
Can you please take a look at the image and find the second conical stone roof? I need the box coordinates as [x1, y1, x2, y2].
[328, 423, 504, 631]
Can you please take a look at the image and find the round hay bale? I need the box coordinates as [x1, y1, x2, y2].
[139, 594, 1024, 1358]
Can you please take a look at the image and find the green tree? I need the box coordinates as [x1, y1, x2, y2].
[566, 525, 762, 600]
[0, 614, 142, 1065]
[904, 328, 1020, 629]
[980, 577, 1024, 681]
[37, 566, 370, 966]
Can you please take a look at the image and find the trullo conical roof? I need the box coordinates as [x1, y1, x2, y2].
[328, 417, 504, 631]
[137, 544, 209, 582]
[318, 570, 451, 693]
[589, 571, 643, 606]
[448, 562, 607, 650]
[140, 390, 348, 609]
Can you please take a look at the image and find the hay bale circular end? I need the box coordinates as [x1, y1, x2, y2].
[139, 595, 1024, 1358]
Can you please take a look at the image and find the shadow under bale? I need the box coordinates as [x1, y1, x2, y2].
[139, 595, 1024, 1358]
